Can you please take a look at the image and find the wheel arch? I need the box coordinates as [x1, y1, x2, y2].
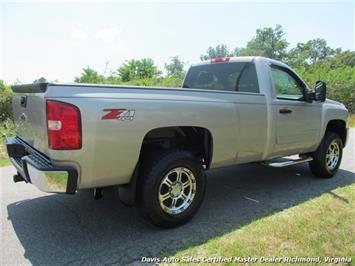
[138, 126, 214, 169]
[118, 126, 213, 206]
[325, 119, 347, 147]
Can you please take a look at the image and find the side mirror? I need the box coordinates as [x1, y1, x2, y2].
[314, 80, 326, 102]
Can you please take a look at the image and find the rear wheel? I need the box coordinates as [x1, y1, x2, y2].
[309, 132, 343, 178]
[137, 150, 206, 228]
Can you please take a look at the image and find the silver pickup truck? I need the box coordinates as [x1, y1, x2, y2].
[6, 56, 349, 228]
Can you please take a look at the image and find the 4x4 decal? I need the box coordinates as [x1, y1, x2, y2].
[102, 109, 135, 121]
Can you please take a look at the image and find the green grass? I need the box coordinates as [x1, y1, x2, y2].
[0, 158, 11, 167]
[168, 184, 355, 266]
[348, 114, 355, 128]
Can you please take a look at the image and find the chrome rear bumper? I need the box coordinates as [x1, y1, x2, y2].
[6, 136, 77, 194]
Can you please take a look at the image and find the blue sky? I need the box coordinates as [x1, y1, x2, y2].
[1, 0, 354, 84]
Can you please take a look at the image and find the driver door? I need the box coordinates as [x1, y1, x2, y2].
[270, 65, 322, 156]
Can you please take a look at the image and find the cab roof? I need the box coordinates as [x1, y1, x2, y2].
[192, 56, 289, 69]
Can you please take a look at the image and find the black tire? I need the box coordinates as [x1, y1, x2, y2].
[309, 132, 343, 178]
[137, 150, 206, 228]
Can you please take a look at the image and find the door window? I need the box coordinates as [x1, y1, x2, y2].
[271, 66, 305, 100]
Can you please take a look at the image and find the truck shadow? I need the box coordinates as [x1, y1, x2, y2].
[6, 164, 355, 265]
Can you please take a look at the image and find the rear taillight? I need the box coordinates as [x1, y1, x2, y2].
[46, 100, 82, 150]
[211, 57, 230, 63]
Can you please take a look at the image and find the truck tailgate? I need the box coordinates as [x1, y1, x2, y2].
[12, 83, 47, 154]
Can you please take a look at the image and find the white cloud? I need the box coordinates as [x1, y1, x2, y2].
[96, 27, 122, 45]
[71, 29, 88, 41]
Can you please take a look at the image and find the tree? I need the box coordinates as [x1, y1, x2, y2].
[0, 80, 12, 93]
[287, 39, 335, 67]
[74, 67, 105, 84]
[117, 58, 161, 81]
[118, 60, 137, 81]
[242, 24, 288, 60]
[330, 50, 355, 68]
[306, 39, 334, 63]
[200, 44, 234, 61]
[136, 58, 161, 79]
[165, 56, 186, 78]
[234, 47, 247, 56]
[33, 77, 47, 84]
[0, 80, 13, 121]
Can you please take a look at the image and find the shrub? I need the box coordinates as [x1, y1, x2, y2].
[0, 81, 13, 121]
[296, 65, 355, 114]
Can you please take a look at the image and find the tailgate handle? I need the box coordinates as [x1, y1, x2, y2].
[20, 96, 27, 107]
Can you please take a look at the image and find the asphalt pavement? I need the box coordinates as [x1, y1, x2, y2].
[1, 130, 354, 265]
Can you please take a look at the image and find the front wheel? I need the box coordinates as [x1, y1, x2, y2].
[137, 150, 206, 228]
[309, 132, 343, 178]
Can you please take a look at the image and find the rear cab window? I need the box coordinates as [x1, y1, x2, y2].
[183, 61, 260, 93]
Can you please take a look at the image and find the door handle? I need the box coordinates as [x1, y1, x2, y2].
[279, 108, 292, 114]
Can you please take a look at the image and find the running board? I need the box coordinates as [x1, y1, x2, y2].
[263, 156, 313, 168]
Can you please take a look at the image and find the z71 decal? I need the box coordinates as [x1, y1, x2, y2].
[102, 109, 135, 121]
